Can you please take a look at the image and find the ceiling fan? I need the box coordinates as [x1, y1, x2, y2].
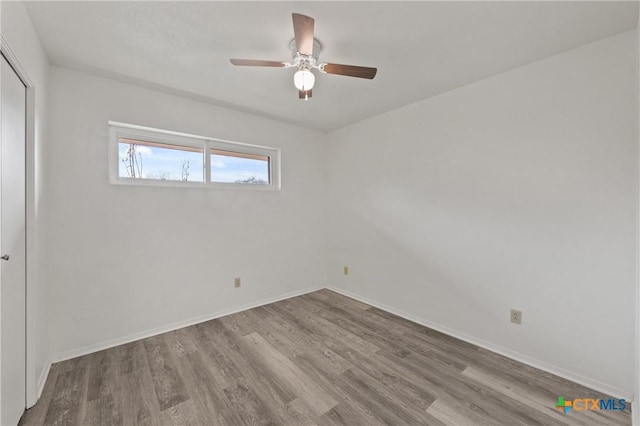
[230, 13, 377, 100]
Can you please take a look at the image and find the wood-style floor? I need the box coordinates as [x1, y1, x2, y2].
[20, 289, 630, 426]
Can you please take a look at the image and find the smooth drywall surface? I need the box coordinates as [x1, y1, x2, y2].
[1, 1, 50, 406]
[327, 30, 637, 395]
[47, 66, 326, 358]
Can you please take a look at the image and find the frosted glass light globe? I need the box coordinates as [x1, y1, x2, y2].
[294, 69, 315, 91]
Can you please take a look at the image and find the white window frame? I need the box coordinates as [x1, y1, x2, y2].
[109, 121, 281, 191]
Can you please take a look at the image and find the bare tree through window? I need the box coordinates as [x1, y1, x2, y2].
[121, 143, 143, 178]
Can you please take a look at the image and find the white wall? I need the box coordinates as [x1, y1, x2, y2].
[327, 30, 637, 396]
[1, 1, 50, 406]
[46, 66, 327, 359]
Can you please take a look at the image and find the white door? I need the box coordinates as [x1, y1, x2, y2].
[0, 55, 27, 426]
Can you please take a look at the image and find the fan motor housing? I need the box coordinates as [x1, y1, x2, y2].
[289, 38, 322, 69]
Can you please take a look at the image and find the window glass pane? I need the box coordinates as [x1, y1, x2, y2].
[210, 149, 270, 185]
[118, 138, 204, 182]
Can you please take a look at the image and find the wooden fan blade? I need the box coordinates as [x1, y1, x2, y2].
[292, 13, 315, 55]
[229, 59, 285, 67]
[298, 89, 312, 100]
[323, 63, 377, 79]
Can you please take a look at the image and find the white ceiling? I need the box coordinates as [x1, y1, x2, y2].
[26, 1, 638, 132]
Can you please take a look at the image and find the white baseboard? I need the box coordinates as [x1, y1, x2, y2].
[34, 284, 638, 423]
[52, 286, 323, 364]
[36, 359, 51, 401]
[26, 358, 52, 409]
[327, 286, 635, 402]
[47, 284, 635, 407]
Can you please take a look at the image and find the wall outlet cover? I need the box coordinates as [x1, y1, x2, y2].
[510, 309, 522, 325]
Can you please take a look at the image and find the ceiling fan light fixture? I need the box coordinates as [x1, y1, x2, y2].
[294, 69, 315, 91]
[229, 13, 377, 99]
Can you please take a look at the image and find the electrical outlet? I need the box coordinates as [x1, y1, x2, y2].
[510, 309, 522, 325]
[234, 277, 241, 288]
[343, 266, 349, 275]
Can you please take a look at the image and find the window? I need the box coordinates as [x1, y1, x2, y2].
[210, 149, 269, 185]
[109, 122, 280, 190]
[118, 138, 204, 182]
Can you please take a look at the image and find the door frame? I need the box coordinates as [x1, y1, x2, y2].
[0, 34, 40, 409]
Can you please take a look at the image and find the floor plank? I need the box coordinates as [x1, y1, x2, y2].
[42, 366, 87, 426]
[241, 332, 338, 416]
[143, 335, 189, 412]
